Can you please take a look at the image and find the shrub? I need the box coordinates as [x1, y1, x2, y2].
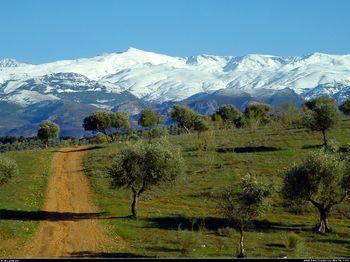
[0, 156, 19, 185]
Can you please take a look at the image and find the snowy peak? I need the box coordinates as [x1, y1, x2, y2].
[0, 58, 29, 68]
[0, 48, 350, 105]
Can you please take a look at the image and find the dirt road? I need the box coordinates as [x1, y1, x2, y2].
[24, 147, 110, 258]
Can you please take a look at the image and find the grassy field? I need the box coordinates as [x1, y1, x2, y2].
[84, 120, 350, 258]
[0, 149, 54, 257]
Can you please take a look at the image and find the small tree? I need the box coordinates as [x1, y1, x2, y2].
[108, 142, 184, 218]
[339, 99, 350, 115]
[170, 105, 199, 133]
[244, 103, 270, 128]
[303, 96, 341, 146]
[111, 112, 131, 141]
[139, 107, 164, 142]
[139, 107, 162, 128]
[218, 175, 270, 258]
[282, 149, 350, 233]
[83, 111, 130, 142]
[37, 120, 60, 148]
[216, 105, 242, 128]
[0, 156, 18, 186]
[275, 102, 303, 128]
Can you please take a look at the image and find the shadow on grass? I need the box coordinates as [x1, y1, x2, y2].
[302, 144, 323, 150]
[216, 146, 280, 154]
[68, 251, 155, 258]
[54, 145, 105, 153]
[144, 246, 182, 252]
[317, 238, 350, 245]
[145, 216, 310, 233]
[0, 209, 109, 221]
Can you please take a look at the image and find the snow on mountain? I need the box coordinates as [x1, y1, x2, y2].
[0, 58, 29, 68]
[1, 48, 350, 106]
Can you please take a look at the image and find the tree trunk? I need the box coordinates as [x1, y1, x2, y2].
[183, 125, 190, 134]
[316, 208, 331, 233]
[322, 129, 327, 146]
[131, 192, 139, 218]
[237, 226, 245, 258]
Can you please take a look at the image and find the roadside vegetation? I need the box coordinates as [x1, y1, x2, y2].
[0, 149, 54, 256]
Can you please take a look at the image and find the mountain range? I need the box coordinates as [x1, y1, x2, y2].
[1, 48, 349, 137]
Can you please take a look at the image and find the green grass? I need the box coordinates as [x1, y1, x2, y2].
[84, 120, 350, 258]
[0, 149, 54, 257]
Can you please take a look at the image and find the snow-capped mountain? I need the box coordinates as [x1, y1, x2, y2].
[1, 48, 350, 107]
[0, 48, 349, 136]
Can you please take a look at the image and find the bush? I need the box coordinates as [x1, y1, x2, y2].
[196, 130, 215, 151]
[284, 232, 304, 257]
[0, 156, 19, 185]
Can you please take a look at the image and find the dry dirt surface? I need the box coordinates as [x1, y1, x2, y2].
[23, 147, 112, 258]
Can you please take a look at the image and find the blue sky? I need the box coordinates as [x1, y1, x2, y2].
[1, 0, 350, 63]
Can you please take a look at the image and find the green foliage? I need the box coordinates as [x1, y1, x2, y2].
[282, 149, 350, 233]
[302, 96, 340, 141]
[339, 99, 350, 115]
[284, 232, 305, 257]
[37, 120, 60, 147]
[215, 105, 242, 128]
[0, 149, 53, 256]
[0, 156, 18, 186]
[219, 174, 270, 257]
[142, 127, 168, 141]
[244, 103, 271, 128]
[107, 141, 185, 217]
[219, 174, 271, 226]
[83, 110, 130, 142]
[196, 130, 215, 152]
[84, 120, 350, 258]
[193, 117, 210, 133]
[170, 105, 201, 133]
[139, 107, 163, 128]
[275, 103, 303, 128]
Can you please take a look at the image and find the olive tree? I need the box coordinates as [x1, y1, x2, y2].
[0, 156, 18, 186]
[83, 111, 130, 142]
[218, 175, 270, 258]
[303, 96, 341, 146]
[275, 102, 303, 128]
[139, 107, 164, 142]
[37, 120, 60, 148]
[282, 150, 350, 233]
[216, 105, 242, 128]
[139, 107, 162, 128]
[244, 103, 270, 128]
[108, 141, 184, 218]
[170, 105, 200, 133]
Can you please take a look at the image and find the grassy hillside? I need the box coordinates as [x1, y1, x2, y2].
[84, 120, 350, 258]
[0, 149, 54, 257]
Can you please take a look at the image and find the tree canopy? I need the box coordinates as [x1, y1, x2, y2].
[108, 141, 184, 217]
[83, 110, 130, 142]
[282, 149, 350, 233]
[216, 105, 242, 127]
[37, 120, 60, 148]
[302, 96, 341, 146]
[218, 175, 270, 257]
[170, 105, 209, 133]
[244, 103, 270, 128]
[138, 107, 163, 128]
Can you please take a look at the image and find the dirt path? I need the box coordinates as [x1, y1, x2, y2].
[24, 146, 110, 258]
